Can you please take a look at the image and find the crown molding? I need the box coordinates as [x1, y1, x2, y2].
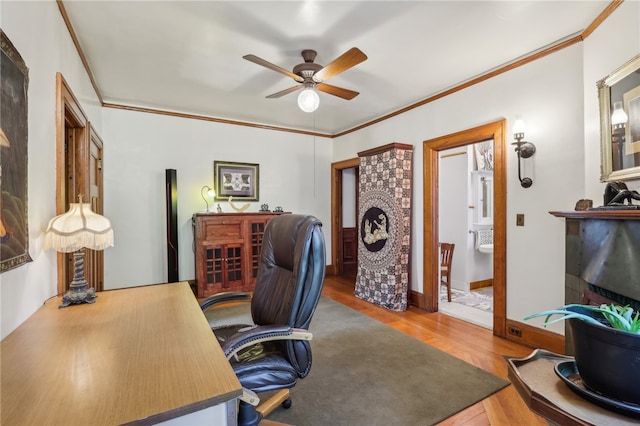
[57, 0, 622, 138]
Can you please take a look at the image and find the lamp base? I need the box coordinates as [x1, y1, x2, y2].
[58, 250, 98, 308]
[59, 285, 97, 308]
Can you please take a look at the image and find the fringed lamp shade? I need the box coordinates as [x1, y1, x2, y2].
[45, 203, 114, 308]
[45, 203, 113, 252]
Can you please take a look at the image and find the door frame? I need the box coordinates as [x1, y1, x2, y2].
[56, 73, 89, 295]
[330, 157, 360, 275]
[423, 119, 507, 337]
[55, 73, 106, 294]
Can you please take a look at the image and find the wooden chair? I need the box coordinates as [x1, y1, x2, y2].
[440, 243, 455, 302]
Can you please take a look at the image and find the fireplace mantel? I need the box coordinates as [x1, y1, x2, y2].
[550, 210, 640, 220]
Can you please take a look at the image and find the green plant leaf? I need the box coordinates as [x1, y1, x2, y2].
[524, 303, 640, 334]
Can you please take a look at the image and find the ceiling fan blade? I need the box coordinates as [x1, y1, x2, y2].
[313, 47, 367, 82]
[266, 85, 302, 99]
[316, 83, 359, 100]
[243, 54, 304, 82]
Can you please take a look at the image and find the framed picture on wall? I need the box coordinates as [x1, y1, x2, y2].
[598, 53, 640, 182]
[1, 30, 32, 273]
[214, 161, 259, 201]
[623, 85, 640, 154]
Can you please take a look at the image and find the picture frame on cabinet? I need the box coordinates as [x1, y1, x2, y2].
[598, 54, 640, 182]
[214, 161, 259, 201]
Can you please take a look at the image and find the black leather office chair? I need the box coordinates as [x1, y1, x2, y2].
[200, 214, 326, 426]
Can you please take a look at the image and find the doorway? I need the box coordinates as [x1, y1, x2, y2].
[330, 158, 360, 276]
[438, 144, 494, 329]
[55, 73, 106, 294]
[423, 120, 507, 337]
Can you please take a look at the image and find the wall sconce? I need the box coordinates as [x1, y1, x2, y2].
[201, 185, 216, 211]
[297, 82, 319, 113]
[511, 119, 536, 188]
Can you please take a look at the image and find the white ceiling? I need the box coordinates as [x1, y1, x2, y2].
[61, 1, 610, 135]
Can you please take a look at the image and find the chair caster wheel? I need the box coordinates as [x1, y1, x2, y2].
[281, 398, 292, 409]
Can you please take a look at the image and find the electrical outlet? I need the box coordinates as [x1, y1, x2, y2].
[516, 214, 525, 226]
[508, 326, 522, 337]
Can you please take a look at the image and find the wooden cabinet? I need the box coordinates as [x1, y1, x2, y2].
[193, 212, 285, 298]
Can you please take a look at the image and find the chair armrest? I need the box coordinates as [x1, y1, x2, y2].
[222, 325, 313, 360]
[199, 291, 251, 311]
[240, 388, 260, 406]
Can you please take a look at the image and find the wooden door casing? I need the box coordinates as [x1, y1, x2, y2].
[56, 73, 106, 295]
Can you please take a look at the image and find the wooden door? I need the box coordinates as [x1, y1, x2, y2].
[63, 125, 81, 290]
[342, 227, 358, 274]
[223, 243, 244, 290]
[85, 127, 104, 292]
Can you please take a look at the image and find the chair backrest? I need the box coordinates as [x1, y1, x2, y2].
[440, 243, 455, 279]
[250, 214, 326, 377]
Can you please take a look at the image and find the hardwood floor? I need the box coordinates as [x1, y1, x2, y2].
[322, 274, 548, 426]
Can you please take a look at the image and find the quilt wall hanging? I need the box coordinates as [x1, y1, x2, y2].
[0, 29, 31, 273]
[355, 143, 413, 311]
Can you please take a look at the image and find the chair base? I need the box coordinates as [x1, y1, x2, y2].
[238, 400, 263, 426]
[238, 389, 291, 426]
[258, 389, 290, 417]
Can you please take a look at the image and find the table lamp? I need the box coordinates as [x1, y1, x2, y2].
[45, 196, 114, 308]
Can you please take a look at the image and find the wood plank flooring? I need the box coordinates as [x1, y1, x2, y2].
[322, 274, 548, 426]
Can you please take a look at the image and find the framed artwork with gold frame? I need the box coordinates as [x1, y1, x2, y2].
[1, 30, 32, 273]
[598, 54, 640, 182]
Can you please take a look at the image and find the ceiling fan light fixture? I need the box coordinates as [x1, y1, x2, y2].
[298, 86, 319, 113]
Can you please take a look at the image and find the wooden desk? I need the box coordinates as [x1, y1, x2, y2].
[1, 282, 242, 425]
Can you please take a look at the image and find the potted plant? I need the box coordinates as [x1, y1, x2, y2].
[525, 303, 640, 405]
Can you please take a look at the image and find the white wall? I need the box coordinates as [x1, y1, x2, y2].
[1, 0, 102, 339]
[101, 108, 331, 288]
[334, 44, 586, 332]
[583, 1, 640, 199]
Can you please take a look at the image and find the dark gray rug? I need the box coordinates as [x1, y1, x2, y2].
[266, 297, 509, 426]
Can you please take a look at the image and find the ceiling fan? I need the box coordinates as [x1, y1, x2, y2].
[243, 47, 367, 112]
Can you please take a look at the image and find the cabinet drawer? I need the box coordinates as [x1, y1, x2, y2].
[202, 220, 242, 241]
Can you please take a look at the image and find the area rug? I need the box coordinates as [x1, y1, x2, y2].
[266, 297, 508, 425]
[441, 285, 493, 312]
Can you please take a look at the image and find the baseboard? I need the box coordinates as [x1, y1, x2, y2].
[470, 279, 493, 290]
[326, 265, 337, 276]
[411, 290, 565, 352]
[409, 290, 426, 309]
[505, 319, 565, 354]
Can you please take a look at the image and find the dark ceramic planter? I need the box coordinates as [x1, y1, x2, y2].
[567, 306, 640, 405]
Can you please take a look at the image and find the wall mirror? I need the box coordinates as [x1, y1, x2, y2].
[598, 54, 640, 182]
